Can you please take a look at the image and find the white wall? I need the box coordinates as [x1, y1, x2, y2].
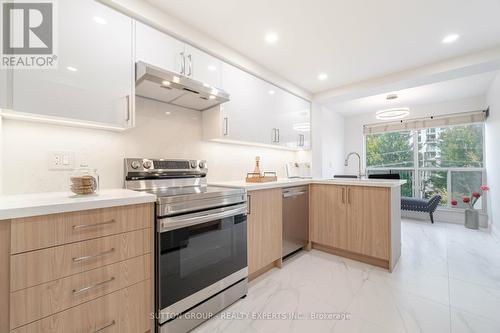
[311, 103, 345, 178]
[486, 73, 500, 233]
[1, 98, 310, 194]
[341, 95, 488, 175]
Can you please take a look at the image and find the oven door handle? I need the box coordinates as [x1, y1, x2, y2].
[159, 204, 247, 232]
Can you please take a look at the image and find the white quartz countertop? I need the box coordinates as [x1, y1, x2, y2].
[0, 189, 156, 220]
[210, 178, 407, 191]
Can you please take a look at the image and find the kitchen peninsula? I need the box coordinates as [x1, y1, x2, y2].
[211, 178, 405, 277]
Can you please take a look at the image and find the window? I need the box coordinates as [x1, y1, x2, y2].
[365, 123, 485, 209]
[366, 131, 414, 168]
[420, 170, 448, 205]
[368, 169, 414, 197]
[418, 124, 484, 168]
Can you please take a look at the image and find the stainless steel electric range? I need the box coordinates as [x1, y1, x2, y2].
[124, 158, 248, 333]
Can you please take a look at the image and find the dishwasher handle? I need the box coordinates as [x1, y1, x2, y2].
[282, 191, 307, 198]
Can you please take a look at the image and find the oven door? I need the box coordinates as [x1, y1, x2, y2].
[157, 203, 247, 324]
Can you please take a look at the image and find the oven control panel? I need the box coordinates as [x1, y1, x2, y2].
[124, 158, 208, 173]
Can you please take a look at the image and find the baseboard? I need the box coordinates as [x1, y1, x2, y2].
[312, 242, 390, 271]
[402, 209, 489, 228]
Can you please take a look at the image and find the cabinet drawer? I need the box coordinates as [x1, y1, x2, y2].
[11, 203, 152, 254]
[11, 229, 151, 291]
[11, 254, 151, 329]
[11, 279, 152, 333]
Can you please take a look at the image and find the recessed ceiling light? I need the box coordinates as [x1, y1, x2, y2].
[207, 65, 216, 71]
[442, 34, 459, 44]
[66, 66, 78, 72]
[165, 111, 171, 115]
[317, 73, 328, 81]
[376, 107, 410, 120]
[209, 95, 216, 100]
[161, 80, 171, 86]
[264, 32, 279, 44]
[268, 90, 275, 95]
[93, 16, 107, 25]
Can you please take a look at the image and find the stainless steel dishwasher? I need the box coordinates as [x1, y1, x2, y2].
[282, 186, 309, 257]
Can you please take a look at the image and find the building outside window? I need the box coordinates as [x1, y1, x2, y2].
[365, 123, 485, 210]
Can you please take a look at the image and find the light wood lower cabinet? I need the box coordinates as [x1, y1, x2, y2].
[10, 254, 151, 329]
[310, 185, 392, 268]
[247, 188, 282, 278]
[346, 186, 390, 260]
[0, 203, 154, 333]
[11, 280, 151, 333]
[310, 184, 347, 249]
[10, 203, 152, 254]
[10, 229, 151, 291]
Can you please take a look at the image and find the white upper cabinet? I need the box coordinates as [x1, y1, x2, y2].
[135, 21, 185, 75]
[274, 89, 311, 150]
[215, 62, 274, 144]
[135, 23, 222, 89]
[11, 0, 134, 128]
[184, 45, 222, 89]
[203, 61, 311, 150]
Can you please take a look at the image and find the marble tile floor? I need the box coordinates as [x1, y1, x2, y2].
[192, 219, 500, 333]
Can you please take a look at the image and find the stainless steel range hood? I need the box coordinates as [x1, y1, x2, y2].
[135, 61, 230, 111]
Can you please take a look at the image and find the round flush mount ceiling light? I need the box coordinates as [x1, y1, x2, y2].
[264, 32, 279, 44]
[442, 34, 459, 44]
[376, 107, 410, 120]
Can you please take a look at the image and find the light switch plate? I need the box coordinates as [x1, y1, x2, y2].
[48, 150, 74, 170]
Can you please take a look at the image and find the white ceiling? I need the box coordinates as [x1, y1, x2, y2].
[330, 71, 497, 116]
[145, 0, 500, 94]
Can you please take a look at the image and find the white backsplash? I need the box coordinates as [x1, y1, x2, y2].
[0, 97, 310, 195]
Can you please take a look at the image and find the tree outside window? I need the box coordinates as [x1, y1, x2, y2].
[366, 123, 485, 208]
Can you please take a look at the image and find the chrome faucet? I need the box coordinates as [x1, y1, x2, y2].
[344, 152, 364, 179]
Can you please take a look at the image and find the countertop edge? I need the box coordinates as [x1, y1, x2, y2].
[210, 179, 407, 191]
[0, 190, 157, 220]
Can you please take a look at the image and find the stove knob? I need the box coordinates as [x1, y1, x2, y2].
[190, 161, 197, 169]
[199, 161, 206, 169]
[143, 160, 153, 169]
[130, 161, 141, 169]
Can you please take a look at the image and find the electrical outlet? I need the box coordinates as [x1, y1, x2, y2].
[48, 151, 74, 170]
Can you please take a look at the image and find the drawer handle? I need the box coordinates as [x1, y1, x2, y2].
[73, 276, 115, 295]
[73, 248, 115, 263]
[72, 219, 116, 230]
[92, 320, 116, 333]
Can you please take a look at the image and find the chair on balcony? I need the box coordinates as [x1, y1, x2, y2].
[368, 173, 441, 223]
